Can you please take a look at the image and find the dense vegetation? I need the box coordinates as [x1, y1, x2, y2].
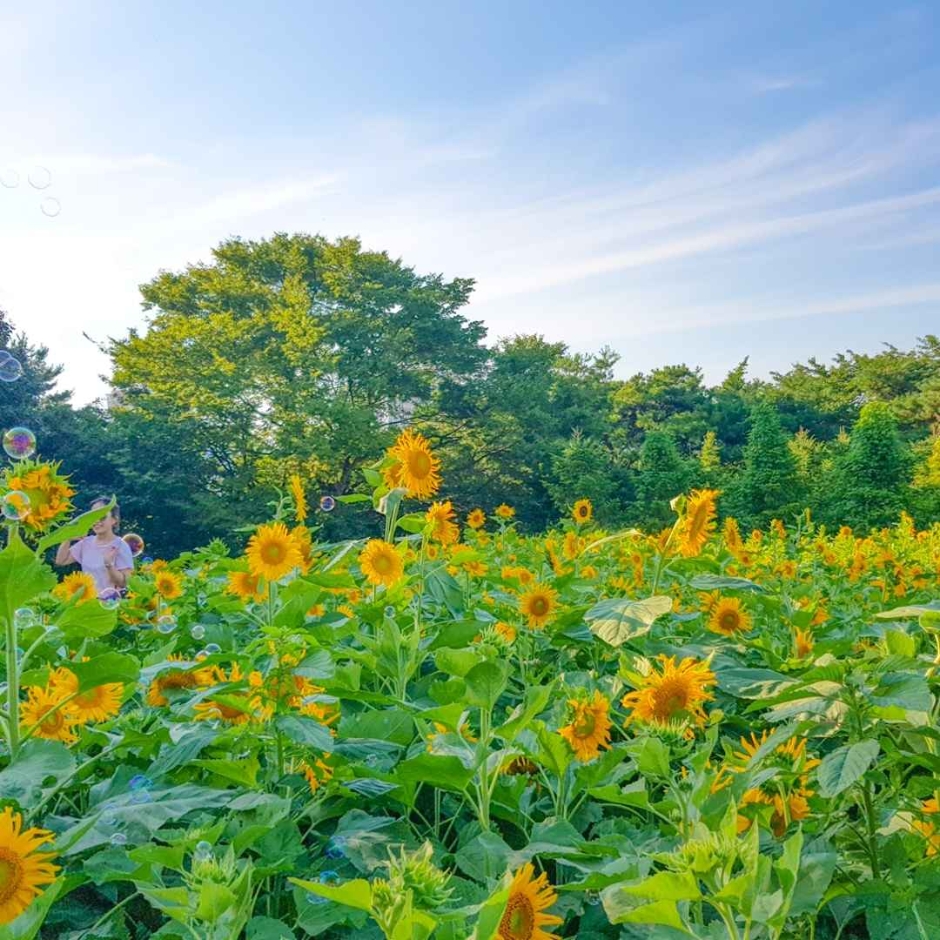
[3, 232, 940, 560]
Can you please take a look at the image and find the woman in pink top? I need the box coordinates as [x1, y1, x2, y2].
[55, 496, 134, 596]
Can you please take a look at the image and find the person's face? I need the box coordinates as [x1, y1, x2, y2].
[91, 504, 116, 535]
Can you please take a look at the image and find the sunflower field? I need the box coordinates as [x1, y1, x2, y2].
[1, 428, 940, 940]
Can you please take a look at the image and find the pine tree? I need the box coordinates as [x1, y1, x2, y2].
[634, 431, 693, 528]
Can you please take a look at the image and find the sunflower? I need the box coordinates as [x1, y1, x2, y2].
[193, 695, 255, 724]
[359, 539, 404, 588]
[426, 501, 459, 545]
[707, 597, 752, 636]
[519, 584, 558, 629]
[301, 758, 333, 795]
[495, 503, 515, 520]
[558, 691, 612, 761]
[794, 627, 814, 658]
[246, 522, 303, 582]
[621, 655, 715, 728]
[289, 473, 308, 523]
[494, 622, 517, 643]
[467, 508, 486, 530]
[497, 863, 563, 940]
[47, 667, 122, 724]
[292, 524, 315, 573]
[677, 489, 718, 558]
[52, 572, 98, 606]
[912, 798, 940, 857]
[562, 531, 581, 561]
[723, 516, 743, 555]
[572, 499, 593, 524]
[154, 570, 184, 600]
[2, 459, 74, 533]
[0, 806, 60, 924]
[226, 570, 267, 603]
[384, 429, 441, 499]
[20, 686, 79, 745]
[146, 655, 214, 707]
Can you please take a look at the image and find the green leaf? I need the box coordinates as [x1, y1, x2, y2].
[689, 574, 766, 593]
[536, 723, 572, 778]
[612, 898, 685, 930]
[469, 879, 510, 940]
[435, 647, 481, 678]
[585, 595, 672, 647]
[396, 754, 474, 792]
[396, 513, 427, 533]
[876, 601, 940, 619]
[36, 500, 113, 554]
[455, 831, 511, 882]
[0, 532, 56, 615]
[289, 877, 372, 911]
[884, 629, 916, 658]
[0, 739, 75, 809]
[716, 667, 796, 699]
[54, 601, 118, 639]
[496, 681, 555, 742]
[464, 661, 508, 710]
[246, 916, 296, 940]
[70, 652, 139, 690]
[340, 708, 414, 745]
[619, 870, 702, 902]
[275, 715, 335, 751]
[817, 740, 880, 797]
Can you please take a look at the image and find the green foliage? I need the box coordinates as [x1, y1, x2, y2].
[633, 432, 693, 528]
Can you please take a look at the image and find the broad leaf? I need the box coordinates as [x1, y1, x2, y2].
[817, 740, 880, 797]
[585, 595, 672, 647]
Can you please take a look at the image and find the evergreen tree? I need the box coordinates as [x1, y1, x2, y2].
[548, 432, 631, 524]
[731, 401, 801, 528]
[633, 431, 693, 528]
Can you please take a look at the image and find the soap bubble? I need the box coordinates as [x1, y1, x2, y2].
[156, 615, 176, 634]
[320, 870, 341, 886]
[40, 198, 61, 218]
[0, 169, 19, 188]
[1, 491, 30, 521]
[122, 532, 145, 557]
[194, 840, 213, 861]
[2, 427, 36, 460]
[99, 589, 121, 610]
[190, 624, 206, 640]
[141, 556, 153, 565]
[319, 495, 336, 512]
[129, 774, 152, 791]
[0, 357, 23, 382]
[204, 642, 221, 654]
[130, 790, 152, 805]
[384, 606, 396, 619]
[28, 166, 51, 189]
[306, 893, 327, 905]
[195, 649, 209, 660]
[109, 832, 128, 847]
[13, 608, 36, 628]
[324, 837, 345, 860]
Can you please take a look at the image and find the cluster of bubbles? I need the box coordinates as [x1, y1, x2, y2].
[122, 532, 145, 557]
[2, 426, 36, 460]
[0, 350, 23, 383]
[0, 166, 61, 217]
[1, 490, 30, 521]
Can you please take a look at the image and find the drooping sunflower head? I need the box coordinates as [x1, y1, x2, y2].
[466, 508, 486, 530]
[426, 500, 459, 545]
[226, 570, 267, 603]
[289, 474, 308, 523]
[246, 522, 303, 582]
[677, 489, 719, 558]
[723, 516, 743, 554]
[154, 569, 184, 600]
[707, 596, 752, 636]
[518, 584, 558, 629]
[621, 655, 716, 728]
[571, 499, 593, 525]
[53, 572, 98, 606]
[359, 539, 404, 588]
[2, 459, 75, 533]
[558, 690, 612, 762]
[0, 806, 60, 925]
[385, 429, 441, 500]
[497, 863, 563, 940]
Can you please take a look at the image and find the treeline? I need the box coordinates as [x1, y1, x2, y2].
[3, 232, 940, 557]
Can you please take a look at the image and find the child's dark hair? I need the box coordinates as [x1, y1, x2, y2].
[90, 495, 120, 529]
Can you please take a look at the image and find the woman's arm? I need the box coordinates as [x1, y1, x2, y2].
[104, 563, 130, 590]
[55, 540, 77, 566]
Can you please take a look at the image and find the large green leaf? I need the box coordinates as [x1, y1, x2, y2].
[54, 601, 118, 639]
[464, 661, 508, 710]
[585, 595, 672, 647]
[71, 652, 140, 690]
[0, 739, 75, 809]
[817, 740, 880, 797]
[0, 532, 56, 616]
[396, 754, 474, 792]
[35, 500, 114, 554]
[275, 715, 335, 751]
[689, 574, 766, 593]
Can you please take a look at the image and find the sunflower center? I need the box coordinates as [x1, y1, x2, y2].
[261, 542, 286, 564]
[652, 678, 690, 720]
[406, 451, 431, 478]
[373, 553, 393, 574]
[720, 611, 739, 632]
[500, 894, 534, 940]
[529, 597, 548, 616]
[0, 849, 24, 903]
[573, 710, 596, 738]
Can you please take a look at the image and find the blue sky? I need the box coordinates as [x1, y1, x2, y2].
[1, 1, 939, 402]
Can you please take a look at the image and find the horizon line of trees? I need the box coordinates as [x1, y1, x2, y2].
[2, 231, 940, 557]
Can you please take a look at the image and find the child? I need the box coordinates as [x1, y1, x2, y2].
[55, 496, 134, 596]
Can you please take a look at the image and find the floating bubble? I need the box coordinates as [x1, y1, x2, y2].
[99, 588, 121, 610]
[204, 642, 221, 654]
[130, 790, 152, 805]
[196, 649, 209, 660]
[0, 357, 23, 382]
[129, 774, 152, 791]
[384, 606, 396, 619]
[194, 840, 213, 861]
[40, 197, 60, 218]
[319, 495, 336, 512]
[2, 427, 36, 460]
[324, 837, 345, 860]
[0, 169, 18, 188]
[102, 813, 119, 827]
[13, 608, 36, 628]
[1, 491, 30, 521]
[141, 556, 153, 565]
[122, 532, 145, 557]
[109, 832, 128, 847]
[306, 893, 327, 905]
[190, 624, 206, 640]
[156, 615, 176, 634]
[28, 166, 51, 190]
[319, 870, 341, 886]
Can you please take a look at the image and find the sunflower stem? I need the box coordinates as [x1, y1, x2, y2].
[4, 610, 20, 758]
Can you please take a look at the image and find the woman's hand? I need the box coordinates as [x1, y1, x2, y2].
[102, 546, 128, 589]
